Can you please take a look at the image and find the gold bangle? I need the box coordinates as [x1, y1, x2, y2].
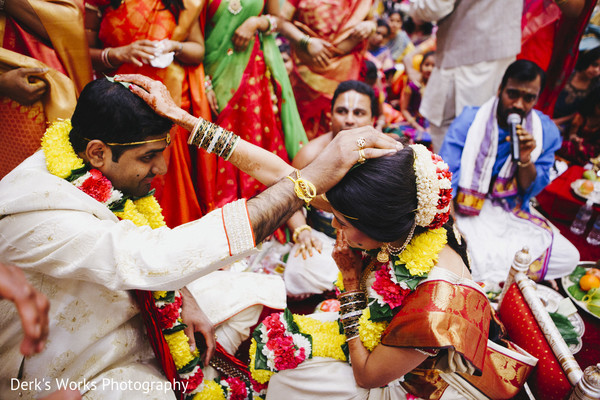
[188, 119, 210, 148]
[338, 290, 366, 303]
[101, 47, 116, 69]
[213, 128, 228, 156]
[217, 130, 233, 157]
[187, 119, 203, 147]
[517, 159, 532, 168]
[286, 170, 316, 206]
[292, 224, 312, 243]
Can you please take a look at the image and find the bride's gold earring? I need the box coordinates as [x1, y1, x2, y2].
[377, 243, 390, 263]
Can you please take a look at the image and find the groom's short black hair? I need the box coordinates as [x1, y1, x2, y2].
[69, 78, 173, 161]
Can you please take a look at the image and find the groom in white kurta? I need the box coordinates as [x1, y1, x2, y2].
[0, 148, 287, 399]
[0, 78, 289, 400]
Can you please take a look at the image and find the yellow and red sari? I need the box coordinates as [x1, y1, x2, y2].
[0, 0, 92, 178]
[95, 0, 216, 227]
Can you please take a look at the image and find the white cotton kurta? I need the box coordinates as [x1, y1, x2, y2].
[0, 151, 286, 399]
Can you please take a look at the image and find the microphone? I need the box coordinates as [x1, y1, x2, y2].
[507, 113, 521, 162]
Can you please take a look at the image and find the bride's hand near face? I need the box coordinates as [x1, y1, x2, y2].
[332, 230, 363, 291]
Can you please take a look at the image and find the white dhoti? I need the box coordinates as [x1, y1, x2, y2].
[187, 271, 286, 355]
[456, 201, 579, 285]
[284, 231, 338, 297]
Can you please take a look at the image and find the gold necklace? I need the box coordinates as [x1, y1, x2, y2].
[376, 222, 416, 263]
[359, 258, 379, 295]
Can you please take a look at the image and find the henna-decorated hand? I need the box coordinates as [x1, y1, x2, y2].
[332, 230, 363, 291]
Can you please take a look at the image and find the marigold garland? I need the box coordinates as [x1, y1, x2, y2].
[194, 380, 226, 400]
[249, 340, 275, 384]
[293, 315, 346, 361]
[41, 120, 254, 399]
[357, 308, 388, 352]
[398, 227, 447, 276]
[41, 119, 84, 178]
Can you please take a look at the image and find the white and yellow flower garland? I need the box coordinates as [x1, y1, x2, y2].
[41, 120, 255, 400]
[249, 227, 447, 384]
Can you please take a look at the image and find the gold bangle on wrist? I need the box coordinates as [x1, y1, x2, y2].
[292, 224, 312, 243]
[223, 135, 240, 160]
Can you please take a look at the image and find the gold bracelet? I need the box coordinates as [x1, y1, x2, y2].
[187, 119, 203, 146]
[221, 132, 236, 159]
[286, 170, 316, 206]
[292, 224, 312, 243]
[517, 159, 532, 168]
[217, 130, 233, 157]
[101, 47, 116, 69]
[338, 290, 366, 303]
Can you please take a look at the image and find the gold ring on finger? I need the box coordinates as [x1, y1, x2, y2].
[356, 137, 366, 149]
[357, 148, 366, 164]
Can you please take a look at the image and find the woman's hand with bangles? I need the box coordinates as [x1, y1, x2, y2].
[116, 74, 191, 125]
[232, 17, 259, 52]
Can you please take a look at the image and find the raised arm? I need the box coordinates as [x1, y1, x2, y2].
[116, 74, 401, 243]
